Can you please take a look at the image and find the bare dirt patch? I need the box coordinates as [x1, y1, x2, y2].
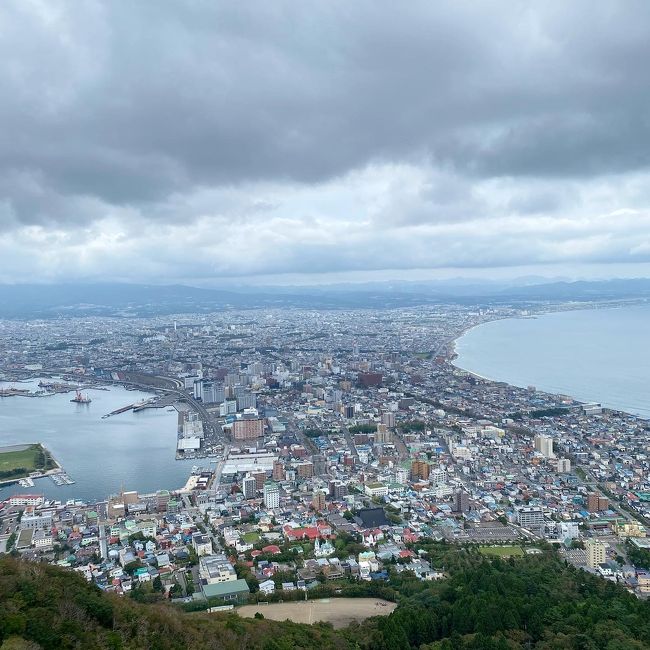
[237, 597, 396, 629]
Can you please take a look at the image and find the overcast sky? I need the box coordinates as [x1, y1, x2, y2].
[1, 1, 650, 286]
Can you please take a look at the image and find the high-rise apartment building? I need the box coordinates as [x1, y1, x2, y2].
[517, 506, 544, 528]
[586, 539, 606, 568]
[411, 459, 430, 481]
[297, 462, 314, 478]
[272, 460, 285, 481]
[236, 392, 257, 410]
[263, 481, 280, 509]
[453, 489, 470, 513]
[429, 467, 447, 486]
[587, 493, 609, 513]
[374, 427, 393, 445]
[357, 372, 382, 387]
[395, 467, 409, 484]
[312, 491, 326, 511]
[312, 454, 327, 476]
[252, 471, 267, 490]
[201, 381, 225, 404]
[328, 480, 348, 499]
[381, 412, 396, 428]
[232, 418, 264, 440]
[534, 434, 554, 458]
[242, 476, 257, 499]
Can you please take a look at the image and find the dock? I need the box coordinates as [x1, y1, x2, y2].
[102, 403, 138, 419]
[102, 398, 157, 418]
[50, 471, 75, 486]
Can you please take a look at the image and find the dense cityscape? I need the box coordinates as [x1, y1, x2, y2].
[2, 301, 650, 624]
[4, 2, 650, 645]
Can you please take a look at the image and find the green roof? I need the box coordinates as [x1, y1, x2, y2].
[202, 579, 250, 599]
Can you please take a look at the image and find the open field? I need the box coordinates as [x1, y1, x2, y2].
[479, 545, 524, 557]
[0, 443, 53, 479]
[0, 445, 42, 472]
[237, 598, 396, 629]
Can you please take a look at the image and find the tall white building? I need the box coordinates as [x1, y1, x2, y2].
[395, 467, 409, 484]
[219, 400, 237, 416]
[556, 458, 571, 473]
[263, 481, 280, 509]
[242, 476, 257, 500]
[558, 522, 580, 541]
[429, 467, 447, 486]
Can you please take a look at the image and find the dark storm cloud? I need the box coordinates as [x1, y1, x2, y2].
[1, 1, 650, 280]
[2, 2, 649, 205]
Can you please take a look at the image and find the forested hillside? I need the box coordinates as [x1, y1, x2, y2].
[2, 552, 650, 649]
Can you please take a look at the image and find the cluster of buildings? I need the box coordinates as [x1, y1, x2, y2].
[2, 303, 650, 598]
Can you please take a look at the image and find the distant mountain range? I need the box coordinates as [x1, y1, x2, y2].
[0, 278, 649, 318]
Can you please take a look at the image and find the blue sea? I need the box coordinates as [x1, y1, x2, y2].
[453, 305, 650, 419]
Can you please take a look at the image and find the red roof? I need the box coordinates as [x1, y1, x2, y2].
[283, 521, 335, 541]
[262, 545, 281, 554]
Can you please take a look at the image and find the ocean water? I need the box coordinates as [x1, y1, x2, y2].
[0, 379, 195, 502]
[453, 305, 650, 419]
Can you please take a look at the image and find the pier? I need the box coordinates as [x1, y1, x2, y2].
[101, 403, 139, 418]
[102, 396, 175, 418]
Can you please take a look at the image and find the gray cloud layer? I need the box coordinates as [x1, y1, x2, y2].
[1, 1, 650, 282]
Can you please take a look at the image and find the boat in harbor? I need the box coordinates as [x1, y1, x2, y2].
[70, 389, 92, 404]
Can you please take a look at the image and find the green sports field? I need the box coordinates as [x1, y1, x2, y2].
[0, 443, 53, 479]
[478, 545, 525, 557]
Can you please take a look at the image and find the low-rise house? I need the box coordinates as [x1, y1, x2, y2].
[259, 579, 275, 595]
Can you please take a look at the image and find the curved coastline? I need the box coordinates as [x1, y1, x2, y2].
[450, 307, 650, 420]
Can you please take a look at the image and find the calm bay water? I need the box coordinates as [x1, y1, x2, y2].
[0, 379, 194, 502]
[454, 305, 650, 419]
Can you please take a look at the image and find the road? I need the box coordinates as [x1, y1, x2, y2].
[341, 426, 360, 461]
[211, 452, 228, 488]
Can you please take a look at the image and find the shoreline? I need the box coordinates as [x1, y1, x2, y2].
[449, 307, 650, 421]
